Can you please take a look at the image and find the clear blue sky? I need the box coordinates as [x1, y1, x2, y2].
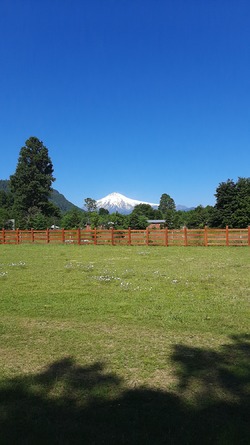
[1, 0, 249, 208]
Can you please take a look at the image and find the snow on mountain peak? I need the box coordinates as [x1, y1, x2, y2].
[96, 192, 158, 214]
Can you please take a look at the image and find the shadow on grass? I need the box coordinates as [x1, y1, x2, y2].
[0, 335, 249, 444]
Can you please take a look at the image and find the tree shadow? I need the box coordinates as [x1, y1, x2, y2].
[0, 335, 249, 444]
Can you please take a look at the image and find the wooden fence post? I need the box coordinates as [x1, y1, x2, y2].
[146, 227, 149, 246]
[94, 228, 97, 245]
[77, 227, 81, 245]
[128, 227, 131, 246]
[62, 228, 65, 243]
[31, 228, 34, 243]
[184, 226, 188, 246]
[204, 226, 208, 247]
[2, 228, 5, 244]
[165, 227, 168, 247]
[111, 227, 115, 246]
[46, 228, 50, 243]
[16, 228, 20, 244]
[248, 226, 250, 246]
[226, 225, 229, 246]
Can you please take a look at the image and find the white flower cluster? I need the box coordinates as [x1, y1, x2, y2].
[8, 261, 26, 267]
[0, 272, 8, 278]
[83, 263, 94, 271]
[133, 285, 153, 291]
[92, 274, 133, 290]
[94, 275, 121, 282]
[65, 261, 83, 269]
[120, 281, 130, 289]
[65, 261, 94, 271]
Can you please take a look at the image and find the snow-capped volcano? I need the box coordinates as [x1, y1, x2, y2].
[96, 192, 158, 214]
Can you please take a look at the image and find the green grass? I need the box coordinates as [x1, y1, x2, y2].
[0, 245, 249, 444]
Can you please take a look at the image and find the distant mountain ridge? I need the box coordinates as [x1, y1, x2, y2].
[0, 180, 81, 213]
[50, 189, 82, 213]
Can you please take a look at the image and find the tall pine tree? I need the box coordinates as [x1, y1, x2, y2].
[158, 193, 176, 228]
[10, 137, 56, 227]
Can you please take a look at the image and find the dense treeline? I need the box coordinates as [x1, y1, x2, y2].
[0, 137, 249, 230]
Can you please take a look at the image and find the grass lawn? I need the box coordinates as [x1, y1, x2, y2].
[0, 244, 249, 444]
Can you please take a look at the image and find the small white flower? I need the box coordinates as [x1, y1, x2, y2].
[0, 272, 8, 277]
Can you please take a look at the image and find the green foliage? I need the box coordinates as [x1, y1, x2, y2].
[0, 189, 14, 210]
[151, 209, 163, 219]
[108, 212, 129, 229]
[0, 186, 15, 228]
[61, 208, 85, 229]
[99, 207, 109, 215]
[90, 212, 100, 229]
[0, 179, 10, 192]
[41, 201, 61, 218]
[158, 193, 177, 228]
[84, 198, 97, 212]
[29, 212, 50, 230]
[9, 137, 58, 227]
[132, 204, 154, 218]
[211, 177, 250, 228]
[0, 208, 12, 229]
[183, 205, 214, 229]
[164, 210, 175, 229]
[158, 193, 176, 214]
[128, 213, 148, 229]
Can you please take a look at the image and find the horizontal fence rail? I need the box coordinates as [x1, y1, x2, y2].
[1, 226, 250, 246]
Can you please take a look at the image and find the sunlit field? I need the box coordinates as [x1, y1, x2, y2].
[0, 245, 249, 444]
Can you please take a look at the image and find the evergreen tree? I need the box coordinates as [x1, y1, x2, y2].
[0, 208, 12, 229]
[158, 193, 176, 215]
[0, 190, 14, 211]
[158, 193, 176, 228]
[10, 137, 56, 227]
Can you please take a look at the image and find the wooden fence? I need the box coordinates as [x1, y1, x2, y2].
[1, 226, 250, 246]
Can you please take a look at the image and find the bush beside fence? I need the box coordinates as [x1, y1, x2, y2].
[1, 226, 250, 246]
